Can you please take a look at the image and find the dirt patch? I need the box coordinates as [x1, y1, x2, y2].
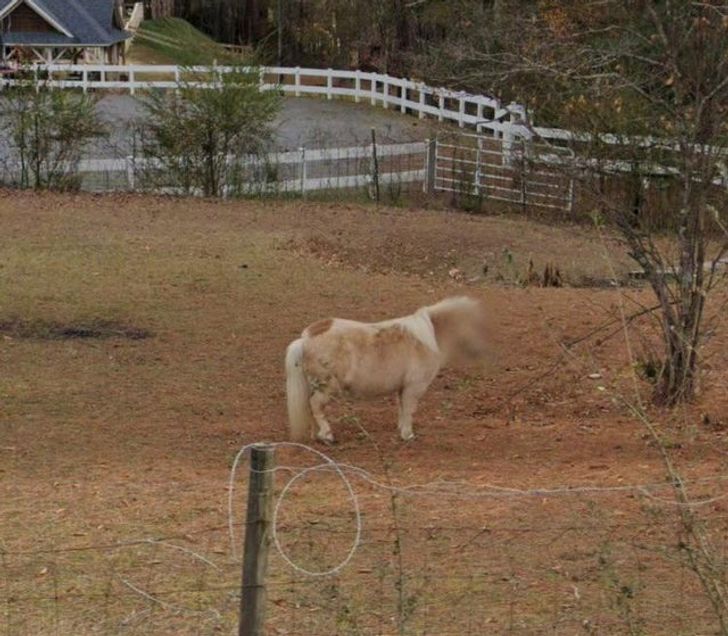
[0, 318, 152, 341]
[0, 190, 726, 635]
[273, 203, 637, 287]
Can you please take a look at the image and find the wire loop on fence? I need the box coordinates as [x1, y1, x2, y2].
[228, 442, 362, 577]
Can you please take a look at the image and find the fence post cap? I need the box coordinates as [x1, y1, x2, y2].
[250, 443, 275, 452]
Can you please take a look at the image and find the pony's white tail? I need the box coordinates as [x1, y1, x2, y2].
[285, 338, 315, 441]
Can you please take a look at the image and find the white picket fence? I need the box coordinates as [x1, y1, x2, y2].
[0, 63, 524, 130]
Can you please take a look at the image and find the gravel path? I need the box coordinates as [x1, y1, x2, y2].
[0, 94, 435, 165]
[92, 94, 436, 158]
[0, 94, 437, 176]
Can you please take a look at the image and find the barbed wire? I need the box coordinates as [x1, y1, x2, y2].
[118, 576, 222, 619]
[236, 450, 728, 500]
[0, 534, 234, 558]
[309, 462, 728, 503]
[4, 441, 724, 562]
[6, 512, 728, 562]
[3, 446, 726, 636]
[226, 441, 728, 581]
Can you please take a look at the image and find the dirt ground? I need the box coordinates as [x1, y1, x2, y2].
[1, 191, 727, 635]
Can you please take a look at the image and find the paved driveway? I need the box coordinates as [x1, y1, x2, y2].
[94, 94, 435, 158]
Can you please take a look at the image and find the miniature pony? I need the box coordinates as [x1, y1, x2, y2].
[285, 296, 489, 442]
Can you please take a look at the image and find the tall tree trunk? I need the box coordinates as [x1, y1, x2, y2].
[655, 170, 706, 406]
[243, 0, 261, 44]
[148, 0, 174, 20]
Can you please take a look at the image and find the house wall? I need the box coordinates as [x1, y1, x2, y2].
[6, 2, 58, 33]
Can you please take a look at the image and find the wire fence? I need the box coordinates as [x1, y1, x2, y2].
[3, 442, 728, 635]
[433, 131, 576, 215]
[0, 137, 428, 204]
[0, 131, 578, 214]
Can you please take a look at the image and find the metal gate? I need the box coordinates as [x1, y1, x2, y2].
[432, 131, 575, 212]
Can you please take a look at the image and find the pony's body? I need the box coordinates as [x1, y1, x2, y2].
[285, 297, 488, 443]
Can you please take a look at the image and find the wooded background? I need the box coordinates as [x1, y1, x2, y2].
[142, 0, 512, 73]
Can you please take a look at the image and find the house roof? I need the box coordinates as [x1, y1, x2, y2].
[0, 0, 130, 46]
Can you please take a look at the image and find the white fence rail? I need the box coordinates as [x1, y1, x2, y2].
[0, 63, 523, 130]
[4, 60, 720, 205]
[3, 63, 724, 177]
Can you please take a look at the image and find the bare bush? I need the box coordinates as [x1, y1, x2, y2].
[137, 66, 281, 197]
[1, 81, 105, 190]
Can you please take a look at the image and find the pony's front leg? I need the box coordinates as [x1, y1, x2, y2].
[398, 384, 426, 441]
[310, 391, 335, 444]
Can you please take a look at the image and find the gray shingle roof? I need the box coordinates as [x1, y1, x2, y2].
[0, 0, 130, 46]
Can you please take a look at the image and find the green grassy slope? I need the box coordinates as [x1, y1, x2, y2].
[127, 17, 249, 66]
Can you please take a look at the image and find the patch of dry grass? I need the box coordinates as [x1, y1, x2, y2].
[1, 191, 727, 634]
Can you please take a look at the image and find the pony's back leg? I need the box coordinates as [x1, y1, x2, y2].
[310, 390, 335, 444]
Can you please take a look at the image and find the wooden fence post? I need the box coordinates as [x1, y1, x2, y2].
[520, 144, 528, 213]
[370, 128, 380, 203]
[239, 445, 275, 636]
[476, 101, 485, 123]
[126, 156, 135, 191]
[474, 141, 482, 196]
[567, 178, 575, 215]
[425, 138, 437, 195]
[299, 147, 307, 197]
[502, 123, 515, 166]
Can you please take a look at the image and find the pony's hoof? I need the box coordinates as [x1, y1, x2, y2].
[316, 433, 336, 445]
[400, 432, 415, 442]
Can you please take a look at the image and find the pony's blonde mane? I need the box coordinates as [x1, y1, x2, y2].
[422, 296, 478, 317]
[381, 310, 439, 353]
[395, 296, 477, 354]
[399, 312, 438, 352]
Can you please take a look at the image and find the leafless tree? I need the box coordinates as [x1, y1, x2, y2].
[426, 0, 728, 406]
